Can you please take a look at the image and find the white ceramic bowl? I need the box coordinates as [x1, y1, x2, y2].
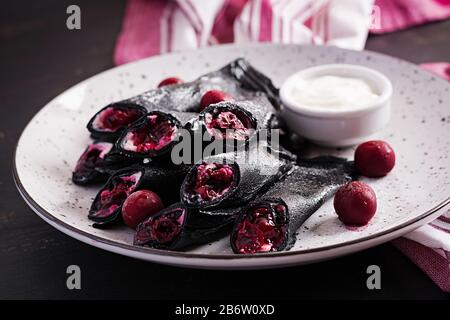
[280, 64, 393, 147]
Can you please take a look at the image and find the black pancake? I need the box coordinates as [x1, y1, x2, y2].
[87, 58, 279, 140]
[229, 156, 356, 254]
[134, 203, 233, 250]
[197, 95, 277, 139]
[72, 141, 115, 185]
[114, 110, 198, 160]
[180, 143, 293, 210]
[88, 164, 191, 228]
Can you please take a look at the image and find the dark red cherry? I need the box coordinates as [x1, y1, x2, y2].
[355, 140, 395, 177]
[199, 90, 233, 111]
[122, 190, 164, 229]
[157, 77, 183, 88]
[334, 181, 377, 227]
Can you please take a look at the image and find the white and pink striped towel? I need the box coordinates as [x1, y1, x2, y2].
[114, 0, 450, 291]
[114, 0, 375, 65]
[114, 0, 450, 64]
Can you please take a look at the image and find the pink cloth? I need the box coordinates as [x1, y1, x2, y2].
[371, 0, 450, 33]
[114, 0, 450, 291]
[392, 210, 450, 292]
[421, 63, 450, 81]
[114, 0, 450, 64]
[114, 0, 375, 65]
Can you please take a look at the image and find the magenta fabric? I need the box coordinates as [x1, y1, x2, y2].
[392, 237, 450, 292]
[420, 62, 450, 81]
[371, 0, 450, 33]
[211, 0, 248, 44]
[114, 0, 450, 64]
[114, 0, 168, 65]
[114, 0, 374, 64]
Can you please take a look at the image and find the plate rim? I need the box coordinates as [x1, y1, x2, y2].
[13, 43, 450, 261]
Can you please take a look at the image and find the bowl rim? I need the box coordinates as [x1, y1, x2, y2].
[280, 63, 393, 118]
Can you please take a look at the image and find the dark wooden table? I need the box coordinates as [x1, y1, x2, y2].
[1, 1, 449, 299]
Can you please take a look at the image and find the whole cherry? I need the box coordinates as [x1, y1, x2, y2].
[122, 190, 164, 229]
[199, 90, 233, 111]
[157, 77, 183, 88]
[354, 140, 395, 177]
[334, 181, 377, 227]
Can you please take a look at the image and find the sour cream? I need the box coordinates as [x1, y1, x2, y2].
[280, 64, 393, 146]
[288, 75, 379, 110]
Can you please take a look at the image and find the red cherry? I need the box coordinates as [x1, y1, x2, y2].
[122, 190, 164, 229]
[334, 181, 377, 227]
[157, 77, 183, 88]
[199, 90, 233, 111]
[354, 140, 396, 177]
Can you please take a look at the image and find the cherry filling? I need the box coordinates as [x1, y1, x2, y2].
[73, 142, 112, 178]
[91, 172, 142, 219]
[93, 105, 144, 132]
[184, 163, 236, 204]
[121, 114, 178, 154]
[135, 208, 186, 247]
[231, 203, 288, 254]
[204, 109, 255, 141]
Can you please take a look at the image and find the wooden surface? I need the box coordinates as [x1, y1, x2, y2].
[1, 0, 449, 299]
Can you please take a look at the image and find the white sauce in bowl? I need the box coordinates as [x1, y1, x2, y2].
[289, 75, 379, 110]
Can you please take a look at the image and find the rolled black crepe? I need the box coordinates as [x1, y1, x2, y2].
[180, 143, 293, 210]
[197, 95, 277, 139]
[128, 58, 280, 112]
[114, 96, 283, 163]
[88, 164, 190, 228]
[134, 203, 234, 250]
[72, 141, 114, 185]
[87, 58, 279, 140]
[114, 110, 198, 160]
[87, 103, 148, 141]
[72, 141, 142, 186]
[230, 156, 356, 254]
[228, 58, 280, 110]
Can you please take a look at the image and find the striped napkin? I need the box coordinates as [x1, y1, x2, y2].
[113, 0, 450, 291]
[114, 0, 375, 65]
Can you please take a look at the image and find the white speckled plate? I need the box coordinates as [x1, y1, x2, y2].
[14, 44, 450, 269]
